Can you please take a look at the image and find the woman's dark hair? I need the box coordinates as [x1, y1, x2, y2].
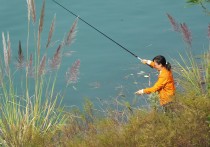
[153, 55, 171, 71]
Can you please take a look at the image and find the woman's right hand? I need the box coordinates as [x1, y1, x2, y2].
[141, 59, 148, 64]
[141, 59, 152, 65]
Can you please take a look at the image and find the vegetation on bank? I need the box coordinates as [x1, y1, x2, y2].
[0, 0, 209, 146]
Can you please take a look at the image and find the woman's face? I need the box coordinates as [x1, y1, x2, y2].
[154, 60, 163, 71]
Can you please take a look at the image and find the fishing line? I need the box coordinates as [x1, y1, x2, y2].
[52, 0, 142, 61]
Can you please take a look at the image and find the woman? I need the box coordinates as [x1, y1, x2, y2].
[135, 55, 175, 106]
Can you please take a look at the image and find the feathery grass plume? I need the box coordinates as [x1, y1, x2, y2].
[39, 55, 46, 76]
[180, 23, 192, 46]
[26, 0, 31, 21]
[30, 0, 36, 23]
[39, 0, 45, 33]
[28, 54, 34, 77]
[208, 24, 210, 40]
[16, 40, 24, 69]
[46, 14, 56, 49]
[66, 59, 80, 85]
[37, 0, 45, 56]
[7, 32, 11, 65]
[49, 44, 62, 70]
[2, 32, 9, 71]
[166, 13, 180, 32]
[65, 17, 78, 46]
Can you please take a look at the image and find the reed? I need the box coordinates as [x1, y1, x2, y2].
[38, 55, 46, 76]
[46, 14, 56, 49]
[180, 23, 192, 47]
[49, 44, 62, 70]
[30, 0, 36, 24]
[66, 59, 80, 85]
[65, 17, 78, 46]
[16, 40, 24, 69]
[166, 13, 180, 32]
[6, 32, 11, 65]
[37, 0, 45, 58]
[0, 0, 80, 146]
[167, 13, 192, 47]
[2, 32, 9, 74]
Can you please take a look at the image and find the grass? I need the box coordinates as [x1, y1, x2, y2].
[44, 93, 210, 147]
[0, 1, 209, 146]
[0, 0, 79, 146]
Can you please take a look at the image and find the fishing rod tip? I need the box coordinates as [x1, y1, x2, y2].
[137, 57, 142, 61]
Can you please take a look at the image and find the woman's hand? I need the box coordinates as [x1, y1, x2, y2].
[141, 59, 148, 64]
[135, 89, 144, 95]
[141, 59, 152, 65]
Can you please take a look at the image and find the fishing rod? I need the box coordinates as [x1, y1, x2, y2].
[52, 0, 142, 61]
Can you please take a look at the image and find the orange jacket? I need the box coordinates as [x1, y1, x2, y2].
[143, 62, 175, 106]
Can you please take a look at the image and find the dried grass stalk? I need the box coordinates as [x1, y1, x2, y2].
[2, 32, 9, 70]
[37, 0, 45, 57]
[46, 14, 56, 48]
[28, 54, 34, 77]
[30, 0, 36, 23]
[39, 0, 45, 33]
[7, 32, 11, 65]
[65, 17, 78, 46]
[166, 13, 180, 32]
[16, 41, 24, 69]
[180, 23, 192, 46]
[39, 55, 46, 76]
[26, 0, 31, 21]
[66, 59, 80, 85]
[49, 44, 62, 70]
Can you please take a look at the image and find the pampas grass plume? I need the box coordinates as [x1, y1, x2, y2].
[7, 32, 11, 64]
[2, 32, 9, 71]
[16, 40, 24, 69]
[28, 54, 34, 77]
[26, 0, 31, 21]
[66, 59, 80, 85]
[65, 17, 78, 46]
[39, 55, 46, 76]
[49, 44, 62, 69]
[180, 23, 192, 46]
[39, 0, 45, 33]
[46, 14, 56, 49]
[166, 13, 180, 32]
[37, 0, 45, 57]
[30, 0, 36, 23]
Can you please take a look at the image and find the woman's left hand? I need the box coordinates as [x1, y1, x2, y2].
[135, 89, 144, 95]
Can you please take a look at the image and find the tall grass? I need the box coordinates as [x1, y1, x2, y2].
[0, 0, 80, 146]
[39, 93, 210, 146]
[167, 13, 209, 95]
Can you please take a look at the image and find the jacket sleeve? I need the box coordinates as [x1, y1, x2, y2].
[143, 74, 167, 94]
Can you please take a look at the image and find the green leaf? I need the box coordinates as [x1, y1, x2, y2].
[186, 0, 202, 4]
